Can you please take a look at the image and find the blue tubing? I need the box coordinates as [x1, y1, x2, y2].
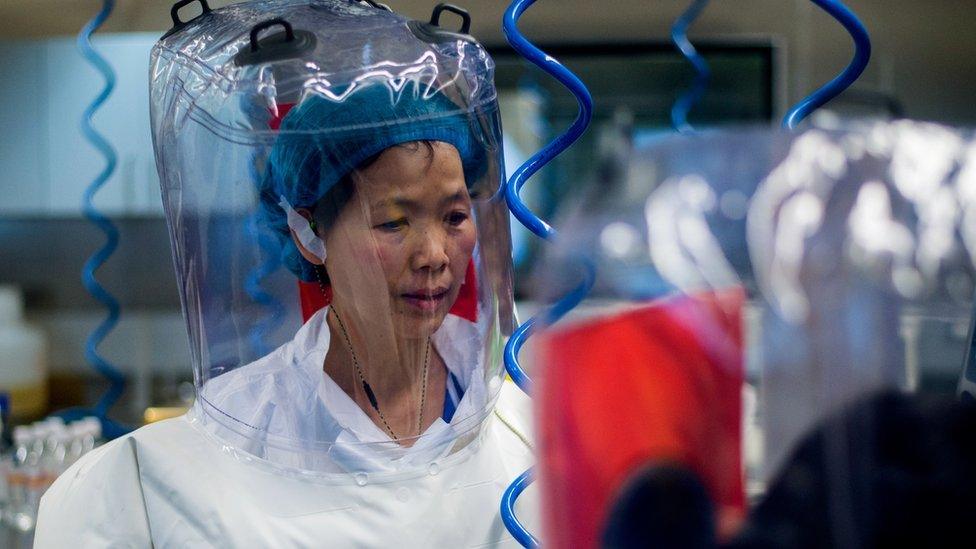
[500, 468, 540, 549]
[77, 0, 128, 427]
[783, 0, 871, 129]
[501, 0, 595, 545]
[503, 317, 537, 394]
[670, 0, 711, 133]
[503, 0, 593, 242]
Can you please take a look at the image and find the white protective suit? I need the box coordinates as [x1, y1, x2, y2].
[35, 308, 539, 547]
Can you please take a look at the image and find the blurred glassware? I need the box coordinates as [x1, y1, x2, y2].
[532, 120, 976, 547]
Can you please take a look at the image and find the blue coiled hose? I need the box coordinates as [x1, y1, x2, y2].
[503, 0, 593, 243]
[783, 0, 871, 129]
[74, 0, 129, 439]
[501, 0, 595, 546]
[500, 468, 537, 548]
[671, 0, 711, 133]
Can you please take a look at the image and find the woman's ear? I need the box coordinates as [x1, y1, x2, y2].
[289, 208, 325, 266]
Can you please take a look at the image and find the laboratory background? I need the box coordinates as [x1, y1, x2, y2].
[0, 0, 975, 546]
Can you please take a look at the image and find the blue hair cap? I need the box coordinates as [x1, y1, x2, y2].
[259, 81, 490, 281]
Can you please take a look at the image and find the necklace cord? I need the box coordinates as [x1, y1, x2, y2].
[329, 304, 431, 441]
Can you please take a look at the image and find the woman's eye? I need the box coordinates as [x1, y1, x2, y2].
[375, 219, 407, 232]
[446, 211, 469, 226]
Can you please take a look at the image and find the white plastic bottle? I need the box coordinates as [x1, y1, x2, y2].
[0, 287, 48, 421]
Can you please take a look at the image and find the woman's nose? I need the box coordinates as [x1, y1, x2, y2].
[410, 229, 450, 273]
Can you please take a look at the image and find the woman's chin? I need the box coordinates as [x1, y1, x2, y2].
[394, 306, 450, 339]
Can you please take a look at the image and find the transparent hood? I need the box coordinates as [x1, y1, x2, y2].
[149, 0, 512, 475]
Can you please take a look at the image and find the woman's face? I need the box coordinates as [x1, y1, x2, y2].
[322, 141, 477, 339]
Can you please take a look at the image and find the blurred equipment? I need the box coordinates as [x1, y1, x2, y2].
[527, 1, 879, 546]
[0, 286, 48, 421]
[538, 289, 746, 547]
[533, 120, 976, 547]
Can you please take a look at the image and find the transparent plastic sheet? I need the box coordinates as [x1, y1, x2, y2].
[532, 121, 976, 546]
[149, 0, 513, 475]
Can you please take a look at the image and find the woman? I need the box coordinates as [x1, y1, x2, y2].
[35, 1, 537, 546]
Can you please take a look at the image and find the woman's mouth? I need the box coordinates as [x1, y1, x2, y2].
[400, 287, 450, 312]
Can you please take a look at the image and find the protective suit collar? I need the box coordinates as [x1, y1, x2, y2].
[194, 307, 494, 473]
